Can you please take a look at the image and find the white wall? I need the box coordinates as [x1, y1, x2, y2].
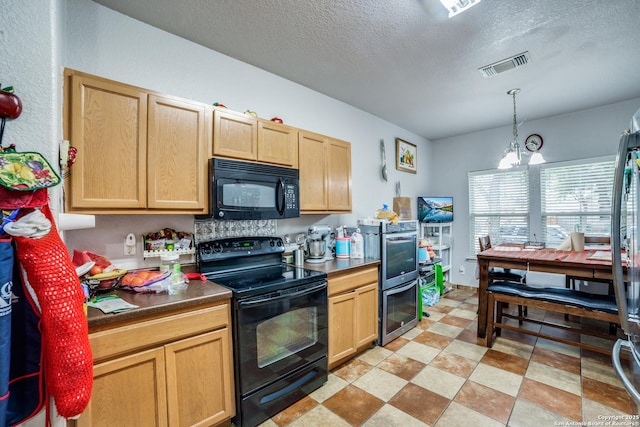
[432, 97, 640, 286]
[61, 0, 431, 267]
[2, 0, 66, 425]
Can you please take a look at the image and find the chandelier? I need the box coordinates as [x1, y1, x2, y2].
[497, 89, 545, 169]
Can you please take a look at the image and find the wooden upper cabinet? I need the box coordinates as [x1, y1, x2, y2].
[69, 73, 148, 209]
[298, 131, 352, 213]
[298, 130, 328, 211]
[213, 108, 298, 167]
[212, 108, 257, 160]
[257, 119, 298, 167]
[147, 95, 210, 211]
[327, 138, 352, 211]
[65, 69, 210, 214]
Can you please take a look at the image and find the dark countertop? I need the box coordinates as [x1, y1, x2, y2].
[87, 279, 232, 329]
[299, 257, 380, 276]
[87, 258, 379, 329]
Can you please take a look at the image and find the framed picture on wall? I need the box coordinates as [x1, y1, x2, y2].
[396, 138, 417, 174]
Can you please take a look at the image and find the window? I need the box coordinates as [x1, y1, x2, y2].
[540, 157, 615, 244]
[468, 156, 615, 256]
[468, 167, 529, 254]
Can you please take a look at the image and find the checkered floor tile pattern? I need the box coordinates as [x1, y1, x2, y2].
[257, 287, 636, 426]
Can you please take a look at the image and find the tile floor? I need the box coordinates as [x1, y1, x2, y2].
[259, 287, 637, 427]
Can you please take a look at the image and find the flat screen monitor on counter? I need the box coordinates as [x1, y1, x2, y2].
[417, 196, 453, 223]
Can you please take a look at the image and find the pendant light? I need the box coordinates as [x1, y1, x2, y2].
[498, 88, 522, 169]
[497, 88, 546, 169]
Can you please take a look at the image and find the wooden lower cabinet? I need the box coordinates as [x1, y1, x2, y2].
[327, 266, 379, 369]
[74, 302, 234, 427]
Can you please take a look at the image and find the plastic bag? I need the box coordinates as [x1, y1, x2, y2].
[422, 285, 440, 306]
[120, 270, 172, 293]
[120, 269, 187, 294]
[375, 204, 398, 224]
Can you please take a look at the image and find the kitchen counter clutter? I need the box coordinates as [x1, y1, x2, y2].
[86, 277, 231, 328]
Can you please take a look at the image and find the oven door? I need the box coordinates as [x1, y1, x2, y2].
[235, 280, 328, 395]
[381, 279, 418, 345]
[382, 231, 418, 289]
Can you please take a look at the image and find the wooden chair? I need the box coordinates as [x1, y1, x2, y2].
[479, 235, 527, 322]
[478, 235, 527, 283]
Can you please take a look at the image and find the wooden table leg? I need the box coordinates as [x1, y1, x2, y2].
[477, 258, 490, 340]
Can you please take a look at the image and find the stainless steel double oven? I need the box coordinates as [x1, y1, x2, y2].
[198, 236, 328, 427]
[357, 220, 419, 346]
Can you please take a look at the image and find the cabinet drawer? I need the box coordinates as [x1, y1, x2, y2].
[90, 303, 229, 362]
[329, 266, 378, 296]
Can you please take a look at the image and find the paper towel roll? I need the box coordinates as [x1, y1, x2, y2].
[58, 213, 95, 231]
[570, 232, 585, 252]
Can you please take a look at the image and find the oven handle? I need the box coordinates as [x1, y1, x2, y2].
[238, 280, 328, 308]
[384, 232, 417, 240]
[384, 279, 417, 296]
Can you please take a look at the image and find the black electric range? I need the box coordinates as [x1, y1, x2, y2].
[197, 236, 327, 298]
[197, 236, 329, 427]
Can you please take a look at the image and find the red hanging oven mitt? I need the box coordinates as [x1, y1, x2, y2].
[12, 204, 92, 419]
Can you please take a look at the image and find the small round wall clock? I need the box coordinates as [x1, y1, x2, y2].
[525, 134, 543, 152]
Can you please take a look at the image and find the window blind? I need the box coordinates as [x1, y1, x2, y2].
[468, 168, 529, 254]
[540, 157, 615, 243]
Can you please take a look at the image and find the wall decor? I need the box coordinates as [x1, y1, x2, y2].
[396, 138, 417, 174]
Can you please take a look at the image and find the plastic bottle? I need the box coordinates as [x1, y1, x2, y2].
[160, 253, 181, 284]
[350, 228, 364, 259]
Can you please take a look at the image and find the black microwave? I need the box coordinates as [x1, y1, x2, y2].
[202, 158, 300, 220]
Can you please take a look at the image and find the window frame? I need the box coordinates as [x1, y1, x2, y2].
[468, 155, 615, 257]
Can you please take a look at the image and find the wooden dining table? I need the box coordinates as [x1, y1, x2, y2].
[476, 245, 622, 344]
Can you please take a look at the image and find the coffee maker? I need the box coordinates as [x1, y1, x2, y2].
[305, 225, 334, 263]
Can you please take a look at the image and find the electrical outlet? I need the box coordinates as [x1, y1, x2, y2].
[124, 233, 136, 256]
[125, 243, 136, 256]
[459, 265, 465, 274]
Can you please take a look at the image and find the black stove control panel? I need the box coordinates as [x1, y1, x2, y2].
[198, 236, 284, 262]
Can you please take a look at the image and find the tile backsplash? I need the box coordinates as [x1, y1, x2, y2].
[194, 219, 277, 243]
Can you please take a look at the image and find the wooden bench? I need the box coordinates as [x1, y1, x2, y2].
[486, 281, 619, 355]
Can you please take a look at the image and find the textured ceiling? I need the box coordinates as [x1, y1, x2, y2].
[92, 0, 640, 140]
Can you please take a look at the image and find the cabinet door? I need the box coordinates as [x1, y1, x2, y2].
[147, 95, 210, 212]
[257, 120, 298, 167]
[69, 74, 147, 209]
[77, 348, 167, 427]
[212, 109, 257, 160]
[165, 329, 234, 427]
[328, 291, 357, 367]
[355, 282, 379, 348]
[327, 138, 352, 212]
[298, 131, 328, 211]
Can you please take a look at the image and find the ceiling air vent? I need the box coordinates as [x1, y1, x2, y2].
[478, 51, 530, 78]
